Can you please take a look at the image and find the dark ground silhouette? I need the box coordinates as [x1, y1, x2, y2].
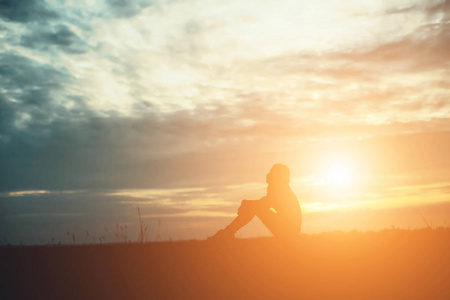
[2, 228, 450, 300]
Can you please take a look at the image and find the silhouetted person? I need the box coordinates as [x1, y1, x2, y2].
[208, 164, 301, 241]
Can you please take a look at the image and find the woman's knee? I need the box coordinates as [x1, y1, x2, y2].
[238, 200, 253, 215]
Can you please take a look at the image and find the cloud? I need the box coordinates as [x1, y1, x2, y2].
[0, 0, 58, 23]
[1, 92, 449, 193]
[106, 0, 156, 18]
[0, 52, 84, 139]
[385, 0, 450, 18]
[426, 0, 450, 18]
[20, 24, 88, 54]
[302, 200, 450, 233]
[331, 29, 450, 73]
[0, 186, 238, 244]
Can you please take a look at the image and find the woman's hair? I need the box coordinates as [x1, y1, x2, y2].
[270, 164, 290, 184]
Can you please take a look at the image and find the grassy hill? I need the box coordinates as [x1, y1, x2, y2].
[2, 228, 450, 300]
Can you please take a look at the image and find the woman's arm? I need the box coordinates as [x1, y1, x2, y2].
[260, 196, 274, 208]
[237, 197, 272, 215]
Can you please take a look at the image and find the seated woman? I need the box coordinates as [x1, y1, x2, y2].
[208, 164, 302, 241]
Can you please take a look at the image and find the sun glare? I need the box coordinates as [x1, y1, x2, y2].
[325, 162, 353, 188]
[316, 157, 357, 189]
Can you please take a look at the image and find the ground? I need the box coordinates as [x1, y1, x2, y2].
[1, 228, 450, 300]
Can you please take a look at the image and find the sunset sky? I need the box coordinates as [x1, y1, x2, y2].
[1, 0, 449, 244]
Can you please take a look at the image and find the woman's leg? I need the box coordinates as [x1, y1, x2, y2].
[224, 200, 289, 236]
[256, 209, 283, 236]
[224, 200, 259, 234]
[210, 200, 299, 240]
[257, 210, 300, 239]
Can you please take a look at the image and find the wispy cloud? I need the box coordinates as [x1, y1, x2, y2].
[7, 190, 52, 197]
[0, 0, 58, 23]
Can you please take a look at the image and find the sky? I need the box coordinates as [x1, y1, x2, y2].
[0, 0, 449, 245]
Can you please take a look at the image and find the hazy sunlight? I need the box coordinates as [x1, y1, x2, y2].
[324, 162, 355, 189]
[315, 156, 358, 190]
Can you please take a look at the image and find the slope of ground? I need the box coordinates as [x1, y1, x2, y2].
[1, 229, 450, 300]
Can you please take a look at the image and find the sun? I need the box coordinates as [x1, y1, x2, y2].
[316, 157, 357, 189]
[324, 162, 354, 188]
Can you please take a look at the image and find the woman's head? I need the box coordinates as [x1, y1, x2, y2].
[266, 164, 290, 186]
